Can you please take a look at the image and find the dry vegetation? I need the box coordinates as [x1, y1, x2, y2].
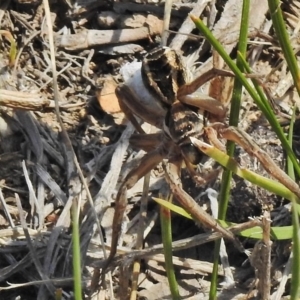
[0, 0, 299, 299]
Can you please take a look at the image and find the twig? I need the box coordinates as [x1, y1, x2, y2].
[57, 22, 163, 51]
[272, 252, 292, 300]
[0, 89, 55, 110]
[95, 218, 260, 270]
[130, 172, 150, 300]
[250, 213, 272, 299]
[22, 160, 43, 228]
[43, 0, 107, 296]
[13, 30, 41, 73]
[202, 188, 234, 286]
[0, 188, 15, 228]
[169, 0, 209, 50]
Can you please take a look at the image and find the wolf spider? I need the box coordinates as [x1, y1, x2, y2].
[102, 47, 300, 273]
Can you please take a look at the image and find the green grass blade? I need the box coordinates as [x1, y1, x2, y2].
[190, 15, 300, 178]
[0, 30, 17, 67]
[191, 137, 299, 202]
[236, 52, 276, 115]
[153, 197, 293, 241]
[160, 198, 180, 299]
[286, 107, 300, 299]
[154, 197, 191, 219]
[72, 200, 82, 300]
[154, 197, 295, 240]
[291, 202, 300, 299]
[211, 2, 251, 299]
[268, 0, 300, 96]
[287, 107, 296, 180]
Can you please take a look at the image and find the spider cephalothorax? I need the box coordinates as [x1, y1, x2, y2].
[165, 101, 205, 164]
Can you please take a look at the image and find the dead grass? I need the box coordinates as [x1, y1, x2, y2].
[0, 0, 299, 299]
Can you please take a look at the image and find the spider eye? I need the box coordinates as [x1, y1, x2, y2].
[187, 124, 193, 131]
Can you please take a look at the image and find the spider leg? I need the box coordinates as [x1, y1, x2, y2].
[101, 143, 170, 275]
[130, 132, 164, 152]
[182, 156, 221, 186]
[204, 124, 227, 152]
[202, 124, 300, 199]
[176, 68, 234, 119]
[177, 68, 235, 98]
[219, 126, 300, 199]
[164, 159, 244, 252]
[179, 93, 227, 119]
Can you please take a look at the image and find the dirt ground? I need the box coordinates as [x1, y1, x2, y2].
[0, 0, 299, 299]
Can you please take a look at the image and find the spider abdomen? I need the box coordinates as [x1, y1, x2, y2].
[141, 47, 188, 106]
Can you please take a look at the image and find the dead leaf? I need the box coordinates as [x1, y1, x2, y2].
[97, 76, 122, 114]
[123, 13, 147, 28]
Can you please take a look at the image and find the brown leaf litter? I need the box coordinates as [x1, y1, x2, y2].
[0, 0, 299, 299]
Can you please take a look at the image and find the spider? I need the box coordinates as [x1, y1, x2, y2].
[101, 46, 300, 275]
[105, 47, 238, 262]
